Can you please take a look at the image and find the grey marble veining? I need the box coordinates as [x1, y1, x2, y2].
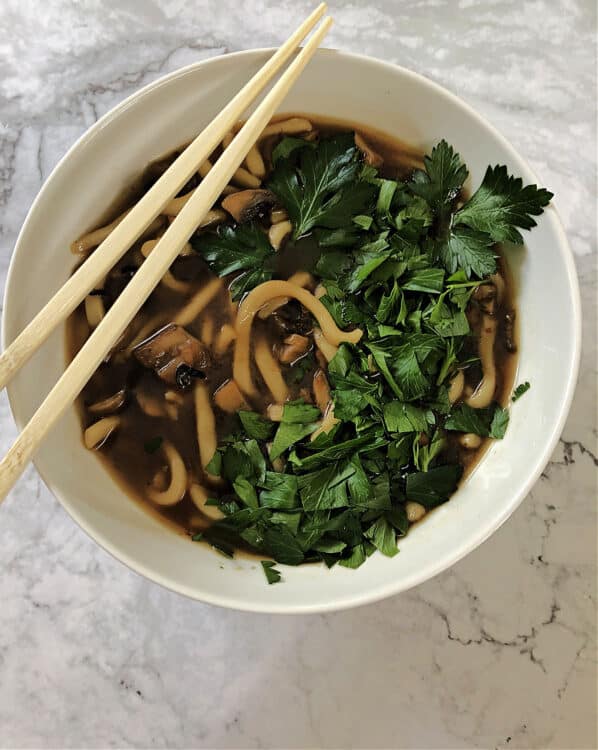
[0, 1, 596, 748]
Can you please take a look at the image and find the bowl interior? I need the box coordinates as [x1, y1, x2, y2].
[2, 49, 580, 612]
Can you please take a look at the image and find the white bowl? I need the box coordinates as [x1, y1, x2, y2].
[2, 49, 581, 613]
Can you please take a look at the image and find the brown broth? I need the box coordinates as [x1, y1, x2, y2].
[66, 114, 518, 541]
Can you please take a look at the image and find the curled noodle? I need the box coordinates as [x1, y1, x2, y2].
[233, 281, 362, 397]
[147, 441, 187, 506]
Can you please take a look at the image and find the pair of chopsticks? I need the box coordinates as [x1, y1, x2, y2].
[0, 4, 332, 501]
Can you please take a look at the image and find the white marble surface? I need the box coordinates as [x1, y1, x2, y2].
[0, 1, 596, 748]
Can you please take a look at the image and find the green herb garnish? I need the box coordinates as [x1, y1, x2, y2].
[192, 223, 276, 299]
[192, 132, 551, 576]
[268, 133, 376, 238]
[512, 381, 531, 402]
[261, 560, 282, 584]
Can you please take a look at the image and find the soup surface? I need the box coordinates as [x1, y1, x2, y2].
[66, 113, 550, 573]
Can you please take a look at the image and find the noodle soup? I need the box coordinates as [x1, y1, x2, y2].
[66, 114, 549, 571]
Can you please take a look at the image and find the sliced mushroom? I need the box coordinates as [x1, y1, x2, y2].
[199, 208, 228, 228]
[221, 189, 277, 223]
[213, 379, 246, 413]
[133, 324, 210, 386]
[268, 220, 293, 251]
[270, 207, 289, 224]
[277, 334, 310, 364]
[312, 369, 331, 413]
[88, 390, 127, 416]
[354, 132, 384, 168]
[270, 300, 314, 336]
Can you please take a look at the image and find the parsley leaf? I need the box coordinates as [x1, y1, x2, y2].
[383, 402, 430, 434]
[346, 236, 391, 292]
[455, 165, 553, 243]
[269, 402, 321, 460]
[263, 526, 304, 565]
[193, 223, 275, 299]
[270, 422, 318, 460]
[261, 560, 282, 584]
[267, 133, 375, 238]
[259, 472, 299, 509]
[444, 402, 509, 439]
[280, 400, 321, 424]
[364, 517, 399, 557]
[298, 461, 356, 511]
[338, 543, 368, 569]
[239, 411, 276, 440]
[512, 381, 531, 402]
[437, 226, 497, 278]
[233, 477, 259, 509]
[220, 440, 266, 484]
[405, 464, 463, 508]
[410, 140, 468, 215]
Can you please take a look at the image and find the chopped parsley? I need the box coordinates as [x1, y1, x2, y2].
[512, 381, 531, 402]
[261, 560, 282, 584]
[192, 132, 551, 576]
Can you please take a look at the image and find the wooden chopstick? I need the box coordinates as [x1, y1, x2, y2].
[0, 13, 333, 501]
[0, 2, 328, 393]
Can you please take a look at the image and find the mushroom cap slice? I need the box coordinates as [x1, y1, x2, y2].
[221, 189, 277, 223]
[133, 323, 210, 386]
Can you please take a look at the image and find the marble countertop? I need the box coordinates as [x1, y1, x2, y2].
[0, 1, 596, 748]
